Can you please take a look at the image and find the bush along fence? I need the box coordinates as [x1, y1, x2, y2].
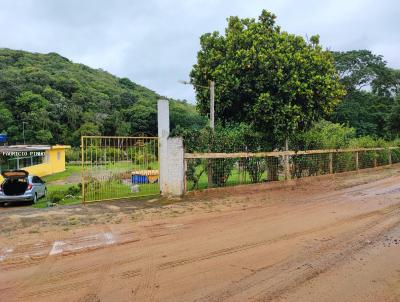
[184, 147, 400, 192]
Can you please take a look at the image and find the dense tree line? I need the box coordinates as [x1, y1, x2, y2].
[330, 50, 400, 138]
[0, 48, 206, 146]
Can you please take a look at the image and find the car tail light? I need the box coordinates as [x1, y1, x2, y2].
[27, 184, 33, 191]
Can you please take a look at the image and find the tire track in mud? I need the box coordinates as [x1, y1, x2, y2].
[130, 216, 159, 302]
[112, 202, 400, 286]
[250, 219, 400, 302]
[18, 225, 118, 302]
[193, 206, 400, 301]
[0, 227, 65, 302]
[75, 225, 116, 302]
[182, 174, 400, 236]
[158, 203, 400, 271]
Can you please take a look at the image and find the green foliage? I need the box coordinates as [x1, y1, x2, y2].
[243, 158, 267, 183]
[0, 48, 205, 145]
[292, 120, 356, 150]
[190, 10, 344, 146]
[48, 190, 65, 203]
[65, 148, 81, 162]
[47, 185, 81, 204]
[291, 121, 354, 178]
[348, 136, 388, 148]
[179, 123, 269, 187]
[331, 50, 400, 138]
[332, 91, 392, 137]
[332, 50, 386, 92]
[386, 97, 400, 137]
[66, 185, 81, 196]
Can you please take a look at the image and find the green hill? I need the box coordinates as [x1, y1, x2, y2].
[0, 48, 206, 146]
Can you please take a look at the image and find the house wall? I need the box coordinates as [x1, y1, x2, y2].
[0, 147, 68, 182]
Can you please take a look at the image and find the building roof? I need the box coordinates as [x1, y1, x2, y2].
[0, 145, 71, 153]
[50, 145, 71, 150]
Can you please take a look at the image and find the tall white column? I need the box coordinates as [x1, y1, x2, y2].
[158, 99, 170, 194]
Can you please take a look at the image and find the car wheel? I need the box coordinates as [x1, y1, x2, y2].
[33, 193, 38, 204]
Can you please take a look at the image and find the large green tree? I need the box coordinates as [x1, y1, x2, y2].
[190, 10, 344, 147]
[331, 50, 400, 138]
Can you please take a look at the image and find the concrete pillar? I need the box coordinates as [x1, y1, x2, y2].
[158, 100, 170, 195]
[158, 100, 170, 139]
[164, 137, 185, 197]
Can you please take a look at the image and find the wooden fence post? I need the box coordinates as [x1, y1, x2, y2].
[355, 151, 359, 171]
[374, 151, 377, 168]
[329, 153, 333, 174]
[184, 159, 187, 193]
[284, 154, 290, 180]
[388, 149, 392, 166]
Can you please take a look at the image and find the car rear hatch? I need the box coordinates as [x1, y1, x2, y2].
[1, 170, 29, 179]
[1, 170, 30, 196]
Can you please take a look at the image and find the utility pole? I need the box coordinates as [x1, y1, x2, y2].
[22, 122, 27, 145]
[210, 81, 215, 130]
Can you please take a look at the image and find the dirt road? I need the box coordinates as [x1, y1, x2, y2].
[1, 166, 400, 301]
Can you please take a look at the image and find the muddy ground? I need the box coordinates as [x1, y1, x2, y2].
[1, 166, 400, 302]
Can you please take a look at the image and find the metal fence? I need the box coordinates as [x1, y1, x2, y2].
[81, 136, 159, 202]
[184, 147, 400, 192]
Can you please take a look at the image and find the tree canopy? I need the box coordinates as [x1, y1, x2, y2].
[331, 50, 400, 139]
[190, 10, 345, 146]
[0, 48, 207, 146]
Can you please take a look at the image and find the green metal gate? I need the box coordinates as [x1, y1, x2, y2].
[81, 136, 159, 203]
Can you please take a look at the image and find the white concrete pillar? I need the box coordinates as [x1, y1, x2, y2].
[158, 99, 170, 195]
[157, 99, 170, 139]
[165, 137, 185, 196]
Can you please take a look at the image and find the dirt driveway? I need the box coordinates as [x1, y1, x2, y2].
[1, 166, 400, 302]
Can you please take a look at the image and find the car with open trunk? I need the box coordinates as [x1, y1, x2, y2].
[0, 170, 46, 205]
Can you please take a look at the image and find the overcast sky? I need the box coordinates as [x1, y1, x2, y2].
[0, 0, 399, 103]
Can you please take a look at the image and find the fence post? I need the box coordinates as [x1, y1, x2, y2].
[284, 154, 290, 180]
[329, 153, 333, 174]
[81, 136, 85, 204]
[184, 159, 187, 193]
[284, 138, 290, 180]
[164, 137, 185, 197]
[355, 151, 359, 171]
[388, 148, 392, 166]
[374, 151, 377, 168]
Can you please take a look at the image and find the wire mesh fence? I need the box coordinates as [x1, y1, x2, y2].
[81, 136, 159, 202]
[184, 147, 400, 192]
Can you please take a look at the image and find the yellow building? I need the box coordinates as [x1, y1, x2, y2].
[0, 145, 71, 182]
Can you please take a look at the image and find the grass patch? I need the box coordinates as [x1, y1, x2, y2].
[187, 165, 264, 191]
[85, 180, 159, 202]
[42, 165, 81, 183]
[33, 184, 81, 208]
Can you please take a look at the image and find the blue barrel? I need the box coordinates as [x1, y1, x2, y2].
[131, 174, 150, 184]
[0, 134, 7, 143]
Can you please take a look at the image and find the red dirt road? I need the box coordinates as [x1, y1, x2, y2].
[1, 167, 400, 301]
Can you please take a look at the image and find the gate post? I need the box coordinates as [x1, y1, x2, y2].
[165, 137, 185, 196]
[158, 99, 170, 195]
[158, 100, 185, 197]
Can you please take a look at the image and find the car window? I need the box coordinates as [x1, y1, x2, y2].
[32, 176, 40, 183]
[37, 177, 44, 184]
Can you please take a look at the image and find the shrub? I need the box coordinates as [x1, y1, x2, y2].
[292, 120, 356, 150]
[48, 191, 65, 203]
[67, 185, 80, 196]
[244, 158, 267, 183]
